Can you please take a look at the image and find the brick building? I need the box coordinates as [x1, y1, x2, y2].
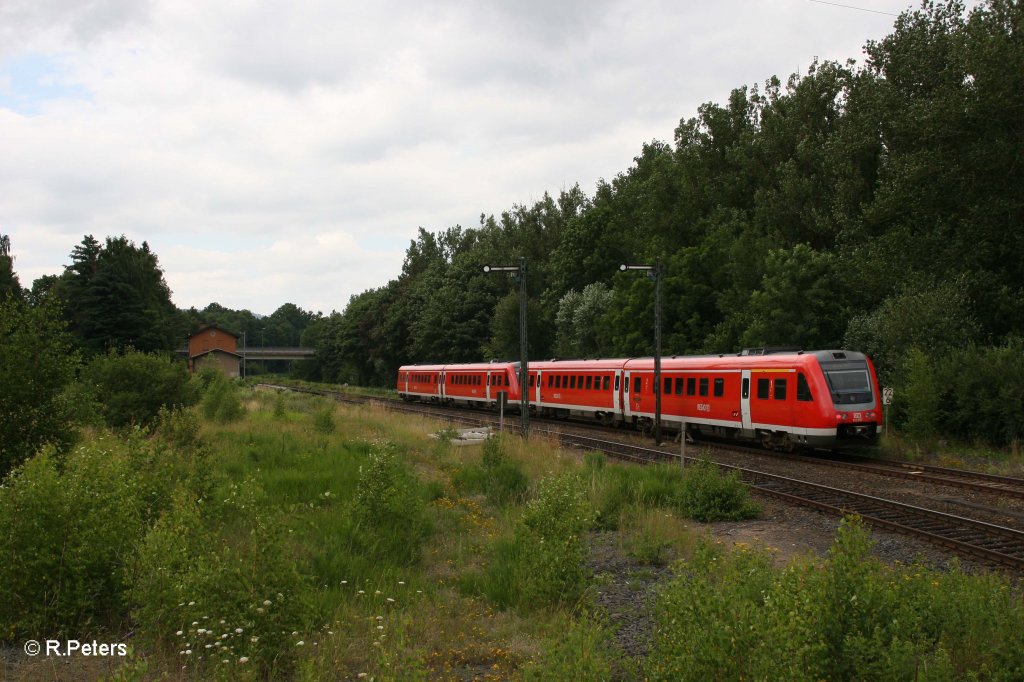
[188, 324, 242, 377]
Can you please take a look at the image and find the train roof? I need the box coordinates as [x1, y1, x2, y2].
[398, 362, 517, 372]
[401, 351, 870, 374]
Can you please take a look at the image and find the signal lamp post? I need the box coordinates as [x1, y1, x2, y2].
[483, 258, 529, 437]
[619, 260, 663, 445]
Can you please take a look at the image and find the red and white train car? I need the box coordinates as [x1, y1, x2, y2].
[621, 350, 881, 449]
[398, 349, 881, 449]
[397, 362, 520, 408]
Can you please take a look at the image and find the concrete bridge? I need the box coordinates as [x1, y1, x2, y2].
[241, 346, 315, 361]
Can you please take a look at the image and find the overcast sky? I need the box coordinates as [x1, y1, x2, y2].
[0, 0, 966, 316]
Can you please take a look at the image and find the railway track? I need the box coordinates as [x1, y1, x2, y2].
[259, 382, 1024, 571]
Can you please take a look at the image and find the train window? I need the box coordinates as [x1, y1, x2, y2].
[757, 378, 770, 399]
[570, 376, 576, 389]
[686, 377, 696, 396]
[699, 378, 709, 396]
[547, 375, 553, 388]
[774, 379, 787, 400]
[675, 378, 684, 395]
[603, 376, 610, 390]
[797, 374, 813, 401]
[742, 377, 749, 399]
[578, 375, 584, 388]
[585, 376, 593, 390]
[529, 375, 535, 387]
[664, 377, 671, 395]
[714, 378, 724, 397]
[633, 376, 642, 394]
[486, 375, 491, 386]
[615, 375, 620, 391]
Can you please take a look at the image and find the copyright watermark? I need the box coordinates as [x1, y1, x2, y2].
[23, 639, 127, 657]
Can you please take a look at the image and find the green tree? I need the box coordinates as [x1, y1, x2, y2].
[55, 235, 183, 354]
[0, 299, 80, 478]
[82, 349, 196, 428]
[741, 244, 846, 350]
[553, 282, 615, 358]
[0, 235, 22, 301]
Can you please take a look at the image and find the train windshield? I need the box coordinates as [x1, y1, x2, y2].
[824, 369, 873, 405]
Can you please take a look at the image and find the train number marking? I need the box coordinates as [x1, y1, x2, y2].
[696, 403, 711, 412]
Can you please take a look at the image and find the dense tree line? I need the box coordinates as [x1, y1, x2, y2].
[309, 1, 1024, 445]
[2, 1, 1021, 450]
[0, 232, 323, 476]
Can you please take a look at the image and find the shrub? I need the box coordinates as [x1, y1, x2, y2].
[133, 481, 313, 678]
[272, 392, 287, 419]
[646, 516, 1024, 681]
[0, 298, 80, 478]
[589, 464, 686, 530]
[473, 473, 596, 611]
[312, 401, 335, 434]
[451, 436, 528, 507]
[676, 459, 759, 522]
[520, 617, 619, 681]
[83, 349, 196, 429]
[0, 443, 145, 638]
[201, 375, 244, 423]
[154, 405, 201, 450]
[350, 442, 432, 566]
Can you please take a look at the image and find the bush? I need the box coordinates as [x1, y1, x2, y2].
[349, 442, 433, 566]
[133, 481, 313, 678]
[646, 516, 1024, 681]
[201, 375, 244, 423]
[312, 400, 335, 434]
[0, 443, 146, 638]
[83, 349, 196, 429]
[676, 459, 759, 522]
[520, 617, 619, 681]
[0, 298, 80, 478]
[451, 436, 528, 507]
[154, 405, 201, 450]
[472, 473, 596, 611]
[589, 464, 685, 530]
[892, 341, 1024, 448]
[272, 392, 287, 419]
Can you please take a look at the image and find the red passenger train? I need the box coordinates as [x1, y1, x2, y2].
[397, 349, 882, 449]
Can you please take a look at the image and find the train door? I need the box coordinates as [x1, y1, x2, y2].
[534, 371, 542, 405]
[740, 369, 752, 432]
[622, 370, 632, 420]
[486, 372, 492, 402]
[440, 372, 446, 401]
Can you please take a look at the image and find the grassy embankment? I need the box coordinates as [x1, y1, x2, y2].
[3, 382, 1024, 680]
